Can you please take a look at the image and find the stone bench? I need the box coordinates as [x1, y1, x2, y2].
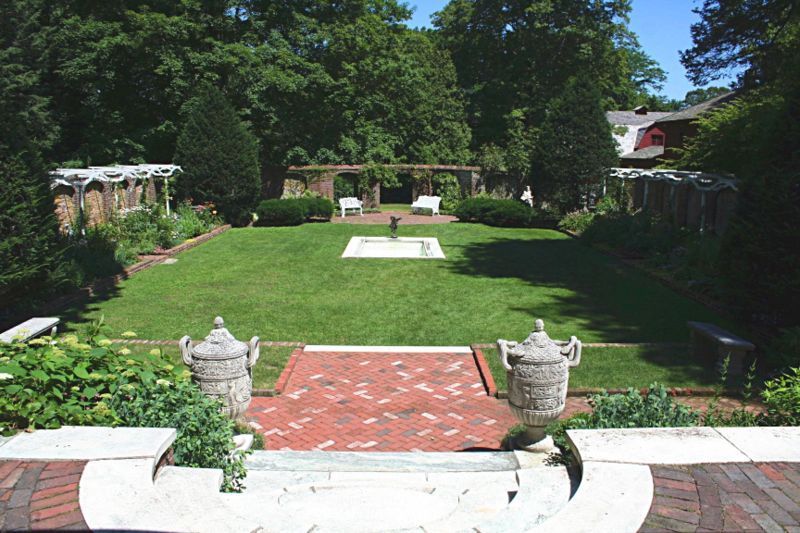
[687, 321, 755, 375]
[0, 317, 59, 344]
[338, 197, 363, 217]
[411, 195, 441, 216]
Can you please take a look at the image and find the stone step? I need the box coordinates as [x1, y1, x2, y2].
[246, 450, 520, 472]
[154, 465, 223, 496]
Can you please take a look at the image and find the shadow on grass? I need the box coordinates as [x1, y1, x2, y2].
[451, 237, 724, 385]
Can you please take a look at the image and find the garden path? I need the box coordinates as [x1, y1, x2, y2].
[247, 349, 515, 451]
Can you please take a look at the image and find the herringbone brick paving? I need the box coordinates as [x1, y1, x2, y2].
[247, 351, 516, 451]
[0, 459, 88, 531]
[640, 462, 800, 532]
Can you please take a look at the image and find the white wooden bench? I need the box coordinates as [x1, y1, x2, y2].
[687, 321, 755, 375]
[411, 195, 441, 216]
[339, 197, 363, 218]
[0, 317, 60, 344]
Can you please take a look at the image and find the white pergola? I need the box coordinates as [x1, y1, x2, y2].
[609, 168, 738, 232]
[50, 164, 182, 216]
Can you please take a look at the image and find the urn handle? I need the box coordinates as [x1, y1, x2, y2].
[497, 339, 516, 371]
[179, 335, 193, 366]
[248, 336, 260, 369]
[562, 336, 582, 368]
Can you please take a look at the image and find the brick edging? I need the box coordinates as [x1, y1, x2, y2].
[470, 344, 497, 397]
[273, 345, 305, 394]
[472, 342, 688, 349]
[110, 339, 303, 347]
[37, 225, 231, 317]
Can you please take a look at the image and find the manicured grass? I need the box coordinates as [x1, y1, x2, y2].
[481, 345, 719, 390]
[64, 224, 728, 348]
[123, 344, 295, 390]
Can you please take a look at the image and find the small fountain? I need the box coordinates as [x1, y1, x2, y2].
[341, 215, 445, 259]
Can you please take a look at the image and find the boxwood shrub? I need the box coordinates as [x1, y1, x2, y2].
[454, 197, 550, 228]
[296, 197, 334, 220]
[255, 199, 305, 226]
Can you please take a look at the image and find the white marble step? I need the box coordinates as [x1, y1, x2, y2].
[154, 466, 223, 496]
[246, 450, 520, 472]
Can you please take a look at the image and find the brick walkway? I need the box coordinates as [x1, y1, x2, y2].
[331, 211, 457, 225]
[640, 462, 800, 532]
[247, 351, 515, 451]
[0, 460, 88, 531]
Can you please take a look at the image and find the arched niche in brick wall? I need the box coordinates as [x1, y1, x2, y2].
[53, 184, 77, 231]
[83, 181, 107, 226]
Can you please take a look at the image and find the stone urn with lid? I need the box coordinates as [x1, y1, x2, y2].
[497, 319, 581, 452]
[179, 317, 259, 421]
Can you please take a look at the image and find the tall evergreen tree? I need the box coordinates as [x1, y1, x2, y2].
[0, 0, 62, 308]
[174, 85, 261, 226]
[533, 77, 619, 212]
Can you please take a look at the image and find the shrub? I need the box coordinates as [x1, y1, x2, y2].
[295, 196, 333, 220]
[580, 384, 700, 429]
[558, 210, 596, 234]
[455, 197, 535, 227]
[174, 84, 261, 226]
[0, 330, 184, 434]
[255, 199, 304, 226]
[111, 380, 248, 492]
[761, 367, 800, 426]
[767, 328, 800, 372]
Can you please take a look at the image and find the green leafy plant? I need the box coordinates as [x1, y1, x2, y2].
[583, 383, 700, 428]
[431, 173, 463, 212]
[454, 197, 536, 227]
[111, 379, 248, 491]
[761, 367, 800, 426]
[0, 330, 184, 434]
[558, 210, 596, 234]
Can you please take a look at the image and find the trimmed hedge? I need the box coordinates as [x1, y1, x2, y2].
[255, 197, 334, 227]
[454, 197, 554, 228]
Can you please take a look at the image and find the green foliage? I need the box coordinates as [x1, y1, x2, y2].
[454, 198, 537, 227]
[0, 330, 184, 435]
[174, 84, 261, 226]
[431, 173, 463, 212]
[767, 328, 800, 372]
[254, 200, 305, 227]
[533, 77, 619, 211]
[761, 367, 800, 427]
[295, 197, 334, 221]
[581, 211, 682, 257]
[580, 384, 700, 429]
[111, 380, 248, 492]
[558, 211, 596, 234]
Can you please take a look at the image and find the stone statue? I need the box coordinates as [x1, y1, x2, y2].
[389, 216, 402, 239]
[521, 186, 534, 208]
[497, 319, 581, 452]
[180, 316, 259, 421]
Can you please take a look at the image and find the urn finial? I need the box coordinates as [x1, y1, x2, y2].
[534, 319, 544, 332]
[214, 316, 224, 329]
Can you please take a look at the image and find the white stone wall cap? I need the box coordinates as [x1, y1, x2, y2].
[533, 461, 653, 533]
[0, 426, 176, 462]
[715, 426, 800, 462]
[567, 427, 751, 465]
[303, 345, 473, 353]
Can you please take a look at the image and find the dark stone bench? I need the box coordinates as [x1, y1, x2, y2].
[0, 317, 60, 344]
[687, 321, 755, 375]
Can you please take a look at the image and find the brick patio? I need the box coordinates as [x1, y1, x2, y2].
[640, 462, 800, 532]
[247, 350, 516, 451]
[0, 460, 88, 531]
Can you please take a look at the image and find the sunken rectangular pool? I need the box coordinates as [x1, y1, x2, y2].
[341, 237, 446, 259]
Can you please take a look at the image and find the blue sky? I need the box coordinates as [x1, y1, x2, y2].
[406, 0, 734, 101]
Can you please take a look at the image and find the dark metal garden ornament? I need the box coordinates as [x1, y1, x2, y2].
[180, 316, 259, 421]
[389, 216, 402, 239]
[497, 319, 581, 453]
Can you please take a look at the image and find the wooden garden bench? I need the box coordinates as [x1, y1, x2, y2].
[687, 321, 755, 375]
[339, 197, 363, 217]
[411, 195, 441, 216]
[0, 317, 60, 344]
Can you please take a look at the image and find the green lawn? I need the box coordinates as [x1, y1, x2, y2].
[64, 224, 728, 347]
[481, 345, 719, 390]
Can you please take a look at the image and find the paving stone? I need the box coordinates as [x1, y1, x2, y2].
[247, 350, 515, 451]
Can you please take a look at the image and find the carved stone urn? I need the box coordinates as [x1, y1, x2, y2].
[497, 319, 581, 452]
[179, 317, 259, 421]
